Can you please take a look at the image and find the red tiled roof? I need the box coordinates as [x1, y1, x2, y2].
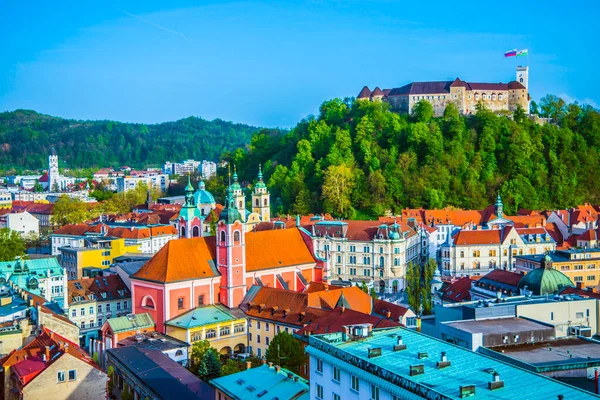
[245, 228, 316, 272]
[38, 172, 49, 183]
[53, 223, 177, 239]
[372, 299, 412, 319]
[576, 229, 599, 242]
[133, 236, 217, 283]
[371, 87, 384, 97]
[295, 307, 399, 337]
[303, 282, 343, 294]
[357, 86, 371, 99]
[423, 209, 486, 226]
[560, 286, 600, 300]
[68, 275, 130, 304]
[453, 229, 503, 245]
[441, 277, 472, 302]
[479, 269, 523, 288]
[307, 286, 372, 314]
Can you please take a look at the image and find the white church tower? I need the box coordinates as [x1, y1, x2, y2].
[48, 147, 59, 192]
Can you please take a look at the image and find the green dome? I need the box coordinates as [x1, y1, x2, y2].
[194, 181, 215, 205]
[517, 266, 573, 295]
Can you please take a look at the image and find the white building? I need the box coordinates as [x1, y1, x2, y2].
[0, 211, 39, 237]
[116, 173, 170, 193]
[308, 219, 420, 293]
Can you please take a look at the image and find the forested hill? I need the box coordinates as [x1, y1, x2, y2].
[0, 110, 261, 170]
[231, 96, 600, 218]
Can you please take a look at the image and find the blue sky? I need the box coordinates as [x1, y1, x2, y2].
[1, 0, 598, 127]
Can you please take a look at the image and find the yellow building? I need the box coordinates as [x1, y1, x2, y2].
[59, 237, 140, 280]
[165, 304, 247, 358]
[516, 248, 600, 288]
[0, 191, 11, 209]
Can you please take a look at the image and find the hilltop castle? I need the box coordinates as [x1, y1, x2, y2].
[358, 66, 530, 116]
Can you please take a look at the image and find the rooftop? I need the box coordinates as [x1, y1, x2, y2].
[165, 304, 244, 329]
[107, 347, 211, 400]
[118, 331, 189, 351]
[445, 317, 553, 335]
[308, 326, 599, 400]
[210, 364, 309, 400]
[106, 312, 155, 334]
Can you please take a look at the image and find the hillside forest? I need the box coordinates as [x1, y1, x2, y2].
[228, 95, 600, 218]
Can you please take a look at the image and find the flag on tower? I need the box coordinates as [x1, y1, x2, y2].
[504, 49, 517, 57]
[516, 49, 528, 57]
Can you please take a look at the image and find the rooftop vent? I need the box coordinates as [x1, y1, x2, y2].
[460, 385, 476, 398]
[409, 365, 424, 376]
[488, 372, 504, 390]
[418, 352, 429, 359]
[394, 336, 407, 351]
[437, 351, 451, 369]
[368, 347, 382, 358]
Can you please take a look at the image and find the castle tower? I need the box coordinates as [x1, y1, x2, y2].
[516, 66, 529, 90]
[48, 147, 59, 192]
[217, 181, 246, 308]
[177, 175, 202, 238]
[231, 167, 246, 222]
[251, 165, 270, 222]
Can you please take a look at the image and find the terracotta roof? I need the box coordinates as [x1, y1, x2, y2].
[576, 229, 599, 242]
[508, 215, 546, 228]
[68, 275, 130, 305]
[245, 228, 316, 272]
[53, 223, 177, 239]
[306, 286, 372, 314]
[372, 299, 412, 319]
[423, 209, 486, 226]
[545, 222, 564, 246]
[303, 282, 343, 294]
[507, 81, 527, 89]
[133, 236, 218, 283]
[441, 277, 472, 302]
[453, 229, 503, 245]
[357, 86, 371, 99]
[371, 87, 384, 97]
[560, 286, 600, 300]
[295, 307, 399, 337]
[478, 269, 523, 288]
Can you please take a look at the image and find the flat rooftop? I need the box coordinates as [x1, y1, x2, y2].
[493, 338, 600, 367]
[445, 317, 552, 335]
[308, 327, 599, 400]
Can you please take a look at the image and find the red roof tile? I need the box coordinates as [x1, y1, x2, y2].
[441, 277, 472, 302]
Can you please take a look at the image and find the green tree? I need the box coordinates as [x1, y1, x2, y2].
[412, 100, 434, 123]
[422, 259, 437, 315]
[198, 349, 222, 381]
[0, 228, 26, 261]
[33, 180, 43, 193]
[190, 340, 214, 368]
[360, 282, 369, 294]
[107, 365, 115, 394]
[369, 287, 378, 299]
[322, 164, 355, 218]
[222, 359, 243, 376]
[52, 195, 90, 226]
[406, 261, 422, 314]
[208, 210, 217, 236]
[265, 332, 306, 374]
[121, 383, 134, 400]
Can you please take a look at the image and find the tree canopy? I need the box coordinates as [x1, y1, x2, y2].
[0, 228, 26, 261]
[0, 109, 264, 170]
[265, 331, 306, 374]
[229, 97, 600, 218]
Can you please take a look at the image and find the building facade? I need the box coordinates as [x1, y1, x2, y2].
[116, 173, 170, 193]
[0, 211, 39, 237]
[0, 258, 67, 307]
[358, 66, 530, 116]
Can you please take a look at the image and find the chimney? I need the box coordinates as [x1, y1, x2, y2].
[275, 365, 281, 373]
[287, 372, 293, 379]
[341, 306, 345, 313]
[268, 362, 273, 368]
[385, 310, 391, 319]
[488, 372, 504, 390]
[246, 361, 252, 370]
[294, 376, 299, 382]
[45, 346, 50, 362]
[437, 351, 451, 369]
[558, 396, 564, 400]
[394, 336, 407, 351]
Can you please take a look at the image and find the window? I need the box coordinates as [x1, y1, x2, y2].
[142, 296, 155, 310]
[71, 309, 76, 317]
[97, 317, 103, 326]
[220, 326, 231, 336]
[257, 335, 261, 343]
[316, 384, 323, 399]
[124, 300, 128, 310]
[80, 321, 85, 329]
[370, 384, 380, 400]
[178, 297, 184, 309]
[576, 312, 584, 318]
[206, 329, 216, 339]
[587, 275, 596, 281]
[333, 366, 340, 382]
[198, 295, 205, 306]
[333, 394, 341, 400]
[257, 321, 261, 329]
[266, 337, 270, 345]
[80, 308, 85, 316]
[574, 276, 583, 282]
[97, 304, 102, 313]
[116, 302, 121, 310]
[57, 371, 65, 383]
[89, 306, 94, 315]
[460, 251, 464, 258]
[550, 312, 554, 321]
[265, 323, 270, 332]
[220, 231, 226, 243]
[106, 304, 111, 311]
[234, 231, 240, 242]
[316, 359, 323, 373]
[351, 375, 360, 391]
[68, 370, 76, 381]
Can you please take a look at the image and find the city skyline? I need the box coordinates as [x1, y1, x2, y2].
[1, 0, 598, 128]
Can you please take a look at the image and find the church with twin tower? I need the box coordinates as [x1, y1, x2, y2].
[176, 166, 270, 239]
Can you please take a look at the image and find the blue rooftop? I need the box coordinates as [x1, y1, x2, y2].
[307, 327, 600, 400]
[210, 364, 309, 400]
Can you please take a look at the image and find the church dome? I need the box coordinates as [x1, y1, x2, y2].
[194, 181, 215, 205]
[517, 264, 573, 295]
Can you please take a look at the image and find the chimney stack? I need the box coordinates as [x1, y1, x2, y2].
[45, 346, 50, 362]
[246, 361, 252, 370]
[268, 362, 273, 368]
[275, 365, 281, 373]
[488, 372, 504, 390]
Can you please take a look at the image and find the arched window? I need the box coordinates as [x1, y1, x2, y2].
[192, 226, 200, 237]
[255, 199, 259, 206]
[142, 296, 155, 310]
[263, 198, 268, 206]
[201, 208, 205, 216]
[220, 231, 226, 243]
[175, 350, 183, 356]
[460, 251, 464, 258]
[238, 201, 243, 208]
[379, 257, 385, 267]
[492, 93, 497, 101]
[234, 231, 241, 242]
[180, 227, 185, 237]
